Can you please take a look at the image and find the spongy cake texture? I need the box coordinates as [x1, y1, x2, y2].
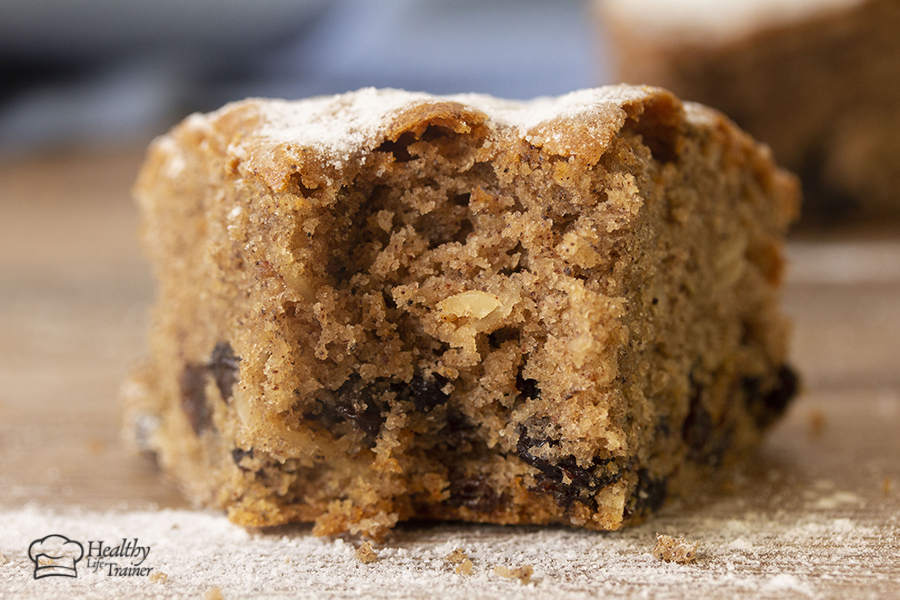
[125, 85, 799, 537]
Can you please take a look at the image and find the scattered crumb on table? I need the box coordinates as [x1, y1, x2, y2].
[204, 587, 224, 600]
[0, 550, 7, 564]
[652, 534, 698, 564]
[807, 409, 826, 439]
[884, 477, 893, 495]
[493, 564, 533, 584]
[86, 438, 106, 455]
[455, 559, 474, 576]
[445, 548, 468, 564]
[355, 541, 378, 564]
[148, 571, 168, 583]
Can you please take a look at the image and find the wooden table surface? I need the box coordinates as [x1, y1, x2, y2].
[1, 148, 898, 599]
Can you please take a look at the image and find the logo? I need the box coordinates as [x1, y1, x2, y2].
[28, 535, 84, 579]
[28, 535, 155, 579]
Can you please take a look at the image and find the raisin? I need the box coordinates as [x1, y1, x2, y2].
[401, 374, 449, 412]
[317, 375, 386, 442]
[180, 363, 211, 435]
[767, 365, 799, 413]
[334, 377, 385, 439]
[447, 475, 502, 514]
[529, 478, 586, 509]
[744, 365, 799, 428]
[208, 341, 241, 402]
[516, 425, 622, 507]
[557, 455, 610, 489]
[681, 397, 715, 462]
[624, 469, 668, 519]
[440, 408, 476, 448]
[302, 376, 394, 444]
[655, 416, 671, 437]
[681, 379, 734, 466]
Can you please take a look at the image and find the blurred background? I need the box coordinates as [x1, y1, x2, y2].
[0, 0, 605, 154]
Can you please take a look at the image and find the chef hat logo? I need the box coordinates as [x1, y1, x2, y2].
[28, 534, 84, 579]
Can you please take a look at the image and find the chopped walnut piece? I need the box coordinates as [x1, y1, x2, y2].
[438, 290, 501, 320]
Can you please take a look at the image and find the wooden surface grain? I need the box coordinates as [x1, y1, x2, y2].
[0, 149, 898, 598]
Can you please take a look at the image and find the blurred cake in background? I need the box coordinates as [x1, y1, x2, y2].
[597, 0, 900, 220]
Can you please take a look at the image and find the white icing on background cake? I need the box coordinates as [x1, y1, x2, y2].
[601, 0, 864, 42]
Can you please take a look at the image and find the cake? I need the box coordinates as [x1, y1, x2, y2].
[598, 0, 900, 218]
[124, 86, 799, 537]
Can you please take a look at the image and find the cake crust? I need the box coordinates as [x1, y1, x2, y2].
[126, 85, 799, 537]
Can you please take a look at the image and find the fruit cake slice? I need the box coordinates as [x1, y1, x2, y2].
[124, 85, 799, 537]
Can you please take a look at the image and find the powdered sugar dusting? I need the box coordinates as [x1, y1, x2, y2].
[252, 88, 437, 165]
[213, 85, 666, 169]
[1, 497, 896, 599]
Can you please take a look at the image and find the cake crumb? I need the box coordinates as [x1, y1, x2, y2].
[807, 409, 826, 439]
[455, 558, 474, 576]
[0, 550, 7, 564]
[149, 571, 168, 583]
[445, 548, 468, 564]
[883, 477, 892, 495]
[652, 534, 699, 564]
[355, 541, 378, 564]
[493, 564, 533, 584]
[204, 587, 224, 600]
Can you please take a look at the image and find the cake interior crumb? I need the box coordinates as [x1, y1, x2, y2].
[652, 534, 699, 564]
